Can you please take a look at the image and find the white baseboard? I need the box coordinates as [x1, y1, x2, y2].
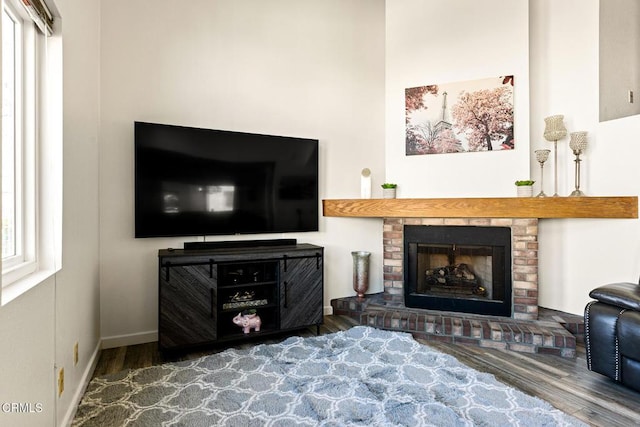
[101, 330, 158, 349]
[60, 339, 101, 427]
[323, 305, 334, 315]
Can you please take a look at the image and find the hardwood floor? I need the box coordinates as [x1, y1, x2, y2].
[92, 315, 640, 426]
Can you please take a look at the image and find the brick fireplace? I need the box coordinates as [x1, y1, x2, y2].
[326, 196, 637, 357]
[331, 215, 583, 357]
[383, 217, 539, 320]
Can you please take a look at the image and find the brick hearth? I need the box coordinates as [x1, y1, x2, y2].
[331, 294, 582, 358]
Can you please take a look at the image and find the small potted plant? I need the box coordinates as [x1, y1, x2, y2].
[515, 180, 535, 197]
[381, 183, 397, 199]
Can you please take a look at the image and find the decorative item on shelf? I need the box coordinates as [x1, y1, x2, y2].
[231, 290, 255, 302]
[232, 310, 262, 334]
[534, 149, 551, 197]
[223, 299, 268, 310]
[381, 183, 397, 199]
[515, 180, 535, 197]
[222, 290, 268, 310]
[228, 270, 243, 284]
[568, 131, 588, 197]
[361, 168, 372, 199]
[543, 115, 568, 197]
[351, 251, 371, 299]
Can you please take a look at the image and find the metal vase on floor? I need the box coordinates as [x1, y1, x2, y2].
[352, 251, 371, 299]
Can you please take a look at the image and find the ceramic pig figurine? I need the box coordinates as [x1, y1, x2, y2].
[232, 312, 262, 334]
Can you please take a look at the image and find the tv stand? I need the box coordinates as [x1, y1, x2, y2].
[183, 238, 297, 251]
[158, 242, 323, 351]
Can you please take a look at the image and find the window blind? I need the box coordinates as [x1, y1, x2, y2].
[20, 0, 53, 36]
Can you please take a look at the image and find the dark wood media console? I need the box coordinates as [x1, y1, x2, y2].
[158, 243, 324, 351]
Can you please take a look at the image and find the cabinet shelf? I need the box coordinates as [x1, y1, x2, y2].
[220, 302, 277, 313]
[217, 328, 279, 341]
[219, 281, 277, 289]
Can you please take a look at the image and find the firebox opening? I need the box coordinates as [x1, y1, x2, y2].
[404, 225, 512, 317]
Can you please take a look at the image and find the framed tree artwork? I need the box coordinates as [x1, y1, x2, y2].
[405, 76, 514, 156]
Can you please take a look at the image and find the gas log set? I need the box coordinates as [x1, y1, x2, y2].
[423, 263, 487, 297]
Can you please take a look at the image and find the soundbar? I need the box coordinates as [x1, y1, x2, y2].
[183, 239, 298, 251]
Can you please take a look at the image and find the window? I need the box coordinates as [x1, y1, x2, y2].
[1, 0, 61, 304]
[2, 6, 19, 261]
[2, 0, 37, 283]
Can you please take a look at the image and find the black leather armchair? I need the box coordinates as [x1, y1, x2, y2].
[584, 281, 640, 392]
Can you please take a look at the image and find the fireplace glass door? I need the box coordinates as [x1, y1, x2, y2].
[404, 225, 512, 316]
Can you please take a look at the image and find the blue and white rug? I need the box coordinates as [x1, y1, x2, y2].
[73, 326, 586, 426]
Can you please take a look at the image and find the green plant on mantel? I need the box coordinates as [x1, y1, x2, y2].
[514, 180, 535, 186]
[381, 183, 397, 189]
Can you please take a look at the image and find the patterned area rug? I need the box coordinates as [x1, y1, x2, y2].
[73, 326, 586, 426]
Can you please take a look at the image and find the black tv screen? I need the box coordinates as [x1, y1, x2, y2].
[134, 122, 319, 238]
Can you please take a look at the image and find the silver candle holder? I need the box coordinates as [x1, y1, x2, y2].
[543, 115, 568, 197]
[534, 149, 551, 197]
[569, 131, 588, 197]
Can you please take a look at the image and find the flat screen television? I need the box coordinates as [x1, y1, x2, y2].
[134, 122, 319, 238]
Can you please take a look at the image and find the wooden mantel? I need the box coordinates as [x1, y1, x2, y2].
[322, 196, 638, 219]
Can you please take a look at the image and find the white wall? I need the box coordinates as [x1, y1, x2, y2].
[99, 0, 386, 345]
[0, 0, 102, 426]
[55, 0, 102, 424]
[385, 0, 531, 198]
[386, 0, 640, 316]
[531, 0, 640, 314]
[0, 283, 55, 426]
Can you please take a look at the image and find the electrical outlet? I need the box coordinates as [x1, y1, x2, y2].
[58, 368, 64, 397]
[73, 342, 79, 366]
[629, 90, 634, 103]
